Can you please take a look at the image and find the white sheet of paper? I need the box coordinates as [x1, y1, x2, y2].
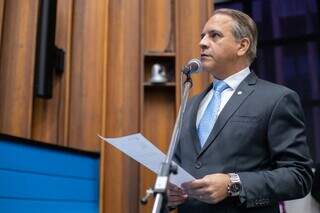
[98, 133, 195, 187]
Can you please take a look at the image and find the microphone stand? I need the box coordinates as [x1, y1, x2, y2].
[141, 71, 193, 213]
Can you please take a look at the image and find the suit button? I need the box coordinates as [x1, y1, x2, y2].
[195, 161, 202, 169]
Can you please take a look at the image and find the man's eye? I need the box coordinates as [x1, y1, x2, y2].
[210, 33, 220, 38]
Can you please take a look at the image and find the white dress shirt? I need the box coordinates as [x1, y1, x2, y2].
[196, 67, 251, 128]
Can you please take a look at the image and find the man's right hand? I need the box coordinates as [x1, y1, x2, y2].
[167, 183, 188, 207]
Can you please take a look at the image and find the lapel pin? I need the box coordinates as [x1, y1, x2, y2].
[237, 91, 243, 95]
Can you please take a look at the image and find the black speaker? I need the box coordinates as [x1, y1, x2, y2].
[34, 0, 64, 99]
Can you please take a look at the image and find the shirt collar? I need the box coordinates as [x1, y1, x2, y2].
[214, 67, 251, 91]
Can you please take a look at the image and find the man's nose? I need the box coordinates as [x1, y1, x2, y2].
[199, 35, 209, 50]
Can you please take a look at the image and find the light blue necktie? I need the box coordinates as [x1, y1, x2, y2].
[198, 80, 229, 147]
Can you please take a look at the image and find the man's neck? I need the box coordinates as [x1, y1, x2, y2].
[211, 62, 250, 80]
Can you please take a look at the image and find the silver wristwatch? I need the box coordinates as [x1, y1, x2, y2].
[228, 173, 242, 197]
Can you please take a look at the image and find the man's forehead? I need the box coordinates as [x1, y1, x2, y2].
[202, 14, 234, 33]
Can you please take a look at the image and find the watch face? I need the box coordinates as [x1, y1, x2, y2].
[230, 182, 242, 193]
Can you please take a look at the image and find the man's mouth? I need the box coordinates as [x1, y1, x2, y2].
[200, 53, 212, 58]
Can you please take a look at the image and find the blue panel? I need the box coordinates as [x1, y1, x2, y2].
[0, 139, 98, 179]
[0, 138, 99, 213]
[0, 199, 98, 213]
[0, 169, 98, 201]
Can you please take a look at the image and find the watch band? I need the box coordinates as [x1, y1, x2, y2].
[228, 173, 242, 197]
[229, 173, 241, 182]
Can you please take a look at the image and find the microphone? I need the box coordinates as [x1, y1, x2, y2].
[182, 58, 202, 75]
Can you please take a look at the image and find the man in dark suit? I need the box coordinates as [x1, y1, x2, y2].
[167, 8, 314, 213]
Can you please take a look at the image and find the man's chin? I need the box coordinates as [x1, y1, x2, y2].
[200, 61, 215, 73]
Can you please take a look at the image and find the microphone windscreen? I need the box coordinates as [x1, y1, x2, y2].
[187, 59, 202, 73]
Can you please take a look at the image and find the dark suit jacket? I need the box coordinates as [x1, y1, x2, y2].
[174, 72, 314, 213]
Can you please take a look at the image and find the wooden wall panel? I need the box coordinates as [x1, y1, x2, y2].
[138, 1, 213, 213]
[140, 88, 175, 213]
[176, 0, 213, 101]
[0, 1, 215, 212]
[31, 0, 74, 146]
[55, 0, 74, 147]
[68, 0, 109, 152]
[144, 0, 174, 53]
[100, 0, 140, 213]
[0, 0, 4, 44]
[31, 84, 61, 144]
[0, 0, 39, 138]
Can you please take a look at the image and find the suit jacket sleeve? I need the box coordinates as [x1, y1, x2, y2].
[238, 91, 314, 208]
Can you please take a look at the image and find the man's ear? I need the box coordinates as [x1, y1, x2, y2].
[237, 37, 250, 57]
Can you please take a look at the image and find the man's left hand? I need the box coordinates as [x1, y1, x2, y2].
[181, 173, 230, 204]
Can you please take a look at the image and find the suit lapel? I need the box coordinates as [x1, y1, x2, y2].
[188, 85, 212, 154]
[197, 72, 258, 157]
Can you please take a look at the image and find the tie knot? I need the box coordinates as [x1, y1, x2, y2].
[213, 80, 229, 93]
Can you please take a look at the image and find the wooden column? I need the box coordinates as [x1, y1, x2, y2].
[100, 0, 140, 213]
[0, 0, 4, 44]
[67, 0, 109, 152]
[0, 0, 39, 138]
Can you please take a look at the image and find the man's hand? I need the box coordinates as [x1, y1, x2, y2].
[167, 182, 188, 207]
[181, 173, 230, 204]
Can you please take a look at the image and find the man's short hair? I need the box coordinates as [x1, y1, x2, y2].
[213, 8, 258, 63]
